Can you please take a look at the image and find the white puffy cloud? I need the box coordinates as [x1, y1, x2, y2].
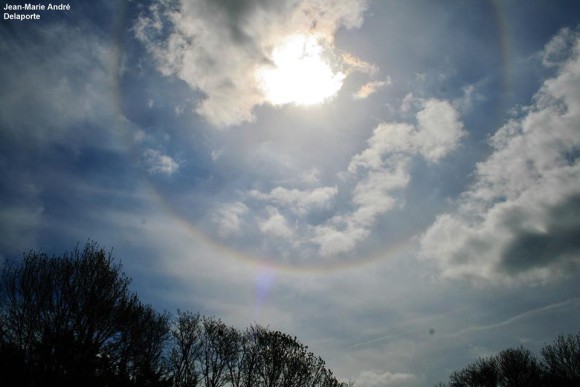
[258, 206, 294, 239]
[300, 168, 321, 185]
[310, 221, 369, 257]
[311, 100, 463, 256]
[348, 124, 415, 172]
[414, 99, 466, 162]
[214, 202, 249, 237]
[135, 0, 369, 127]
[348, 100, 465, 171]
[205, 96, 464, 257]
[249, 186, 337, 215]
[142, 149, 179, 175]
[350, 165, 410, 227]
[308, 166, 407, 256]
[420, 28, 580, 283]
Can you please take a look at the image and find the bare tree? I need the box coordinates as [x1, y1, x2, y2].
[198, 316, 238, 387]
[444, 333, 580, 387]
[236, 325, 261, 387]
[250, 325, 350, 387]
[496, 347, 542, 387]
[165, 320, 352, 387]
[541, 332, 580, 384]
[0, 242, 354, 387]
[448, 356, 499, 387]
[0, 242, 169, 387]
[169, 311, 203, 387]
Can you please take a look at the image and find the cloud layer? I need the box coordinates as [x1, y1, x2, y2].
[420, 28, 580, 284]
[136, 0, 369, 127]
[212, 98, 465, 258]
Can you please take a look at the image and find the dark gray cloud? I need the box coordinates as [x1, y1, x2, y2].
[501, 195, 580, 274]
[0, 25, 118, 147]
[205, 0, 283, 44]
[0, 6, 146, 257]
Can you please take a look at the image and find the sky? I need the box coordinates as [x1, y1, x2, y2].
[1, 0, 580, 385]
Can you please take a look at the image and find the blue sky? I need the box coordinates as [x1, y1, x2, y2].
[1, 0, 580, 385]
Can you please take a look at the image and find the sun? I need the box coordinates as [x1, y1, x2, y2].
[257, 34, 345, 106]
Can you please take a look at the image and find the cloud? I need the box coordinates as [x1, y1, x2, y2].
[136, 0, 369, 127]
[310, 217, 370, 257]
[356, 370, 419, 387]
[350, 166, 409, 227]
[541, 26, 578, 68]
[444, 298, 580, 339]
[248, 186, 337, 215]
[306, 165, 409, 257]
[414, 99, 466, 162]
[214, 202, 249, 237]
[311, 99, 463, 256]
[258, 206, 294, 239]
[348, 100, 465, 171]
[300, 168, 321, 185]
[453, 83, 485, 114]
[0, 24, 119, 146]
[142, 149, 179, 175]
[400, 93, 415, 113]
[353, 78, 391, 100]
[420, 28, 580, 283]
[342, 52, 379, 75]
[208, 96, 464, 258]
[0, 18, 137, 257]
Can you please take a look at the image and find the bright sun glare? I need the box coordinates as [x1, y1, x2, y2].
[257, 34, 345, 106]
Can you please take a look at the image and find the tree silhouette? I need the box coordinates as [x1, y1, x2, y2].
[541, 333, 580, 385]
[166, 316, 352, 387]
[448, 356, 499, 387]
[224, 326, 254, 387]
[198, 316, 238, 387]
[440, 333, 580, 387]
[169, 311, 203, 387]
[0, 241, 353, 387]
[0, 242, 169, 387]
[496, 347, 542, 386]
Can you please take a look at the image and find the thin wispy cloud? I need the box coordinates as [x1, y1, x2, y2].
[353, 78, 391, 100]
[444, 297, 580, 339]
